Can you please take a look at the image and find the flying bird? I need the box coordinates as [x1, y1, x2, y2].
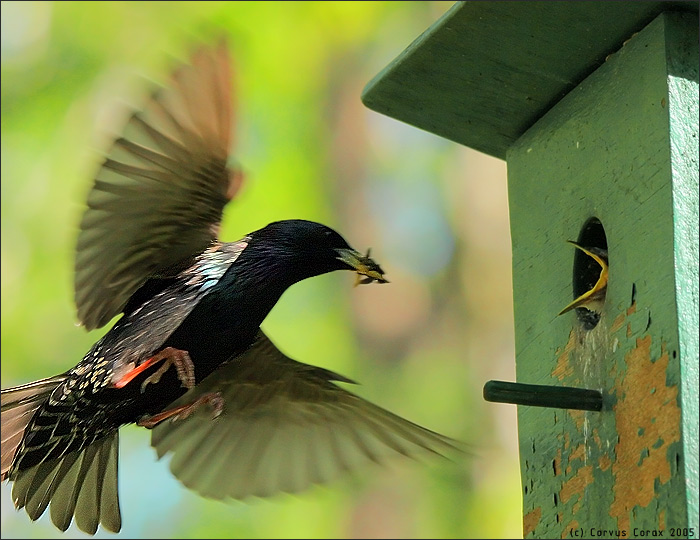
[1, 41, 454, 535]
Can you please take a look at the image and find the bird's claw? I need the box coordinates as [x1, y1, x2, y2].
[140, 347, 196, 393]
[173, 391, 224, 422]
[137, 391, 224, 429]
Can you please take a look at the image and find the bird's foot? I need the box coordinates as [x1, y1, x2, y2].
[137, 391, 224, 429]
[111, 347, 195, 392]
[140, 348, 195, 392]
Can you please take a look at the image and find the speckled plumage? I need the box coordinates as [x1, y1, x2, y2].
[1, 41, 454, 536]
[9, 240, 249, 476]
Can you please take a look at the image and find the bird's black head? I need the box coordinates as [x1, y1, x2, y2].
[245, 219, 387, 286]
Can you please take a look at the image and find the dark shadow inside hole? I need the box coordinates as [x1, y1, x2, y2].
[573, 217, 608, 329]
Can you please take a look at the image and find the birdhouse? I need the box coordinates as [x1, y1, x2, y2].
[362, 2, 699, 538]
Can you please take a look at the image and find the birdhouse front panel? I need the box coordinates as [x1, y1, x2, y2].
[506, 12, 697, 539]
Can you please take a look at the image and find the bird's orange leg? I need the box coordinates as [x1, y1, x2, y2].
[111, 347, 195, 392]
[137, 391, 224, 429]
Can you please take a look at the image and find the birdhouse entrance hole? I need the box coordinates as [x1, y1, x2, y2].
[572, 217, 608, 330]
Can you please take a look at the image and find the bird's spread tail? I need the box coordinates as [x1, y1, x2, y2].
[2, 376, 122, 534]
[1, 375, 66, 480]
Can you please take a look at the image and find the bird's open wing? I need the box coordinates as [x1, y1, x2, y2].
[151, 331, 457, 500]
[75, 40, 242, 330]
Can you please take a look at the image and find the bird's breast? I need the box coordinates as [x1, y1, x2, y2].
[162, 284, 277, 382]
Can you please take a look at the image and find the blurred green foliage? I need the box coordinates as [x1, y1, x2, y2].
[1, 1, 521, 538]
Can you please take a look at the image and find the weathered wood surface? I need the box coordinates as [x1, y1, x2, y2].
[362, 1, 698, 160]
[362, 2, 698, 537]
[507, 12, 698, 538]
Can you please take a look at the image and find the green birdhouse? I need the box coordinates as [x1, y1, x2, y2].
[362, 2, 699, 538]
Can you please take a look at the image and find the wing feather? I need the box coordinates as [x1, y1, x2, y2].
[151, 331, 458, 500]
[75, 40, 241, 330]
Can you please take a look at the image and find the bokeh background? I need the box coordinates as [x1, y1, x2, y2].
[1, 2, 520, 538]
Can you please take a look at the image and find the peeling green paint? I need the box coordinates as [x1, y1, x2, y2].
[508, 13, 698, 539]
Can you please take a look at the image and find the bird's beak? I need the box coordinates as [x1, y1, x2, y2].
[558, 241, 609, 315]
[335, 248, 389, 286]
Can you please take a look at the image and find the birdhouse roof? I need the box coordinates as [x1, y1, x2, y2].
[362, 1, 698, 159]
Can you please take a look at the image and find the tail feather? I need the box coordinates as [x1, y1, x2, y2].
[1, 376, 66, 480]
[2, 376, 122, 534]
[11, 433, 121, 534]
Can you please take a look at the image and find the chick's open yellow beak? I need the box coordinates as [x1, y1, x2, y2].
[335, 248, 389, 286]
[558, 241, 609, 315]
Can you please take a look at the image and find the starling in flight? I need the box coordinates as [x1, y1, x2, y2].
[1, 41, 454, 534]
